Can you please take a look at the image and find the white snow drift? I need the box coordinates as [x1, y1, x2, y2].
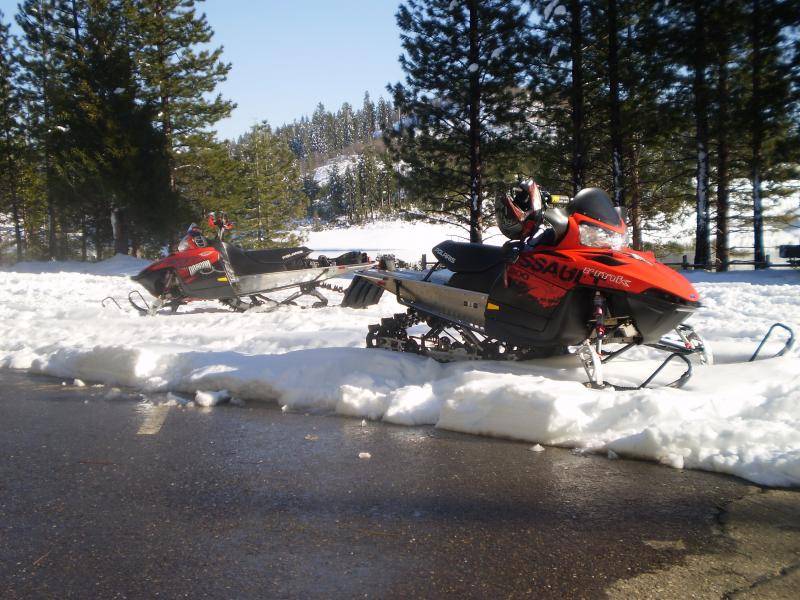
[1, 235, 799, 487]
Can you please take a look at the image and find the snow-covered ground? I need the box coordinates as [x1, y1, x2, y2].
[303, 218, 504, 263]
[643, 188, 799, 253]
[1, 223, 799, 488]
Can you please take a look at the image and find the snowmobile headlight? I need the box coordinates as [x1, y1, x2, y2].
[579, 223, 626, 250]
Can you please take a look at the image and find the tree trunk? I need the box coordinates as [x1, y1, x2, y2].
[627, 143, 643, 250]
[692, 0, 711, 268]
[58, 212, 69, 259]
[37, 5, 58, 261]
[4, 135, 25, 260]
[570, 0, 585, 196]
[111, 207, 129, 255]
[80, 214, 88, 261]
[94, 209, 105, 261]
[45, 151, 57, 259]
[155, 3, 176, 192]
[607, 0, 624, 207]
[715, 45, 730, 271]
[11, 193, 24, 261]
[750, 0, 765, 268]
[467, 0, 482, 243]
[130, 225, 140, 257]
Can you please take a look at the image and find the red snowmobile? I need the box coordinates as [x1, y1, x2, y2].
[342, 182, 794, 389]
[127, 213, 374, 315]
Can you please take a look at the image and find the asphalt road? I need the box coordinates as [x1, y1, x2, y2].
[0, 370, 797, 599]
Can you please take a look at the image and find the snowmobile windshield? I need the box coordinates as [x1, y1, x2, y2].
[177, 234, 194, 252]
[567, 188, 622, 227]
[177, 228, 207, 252]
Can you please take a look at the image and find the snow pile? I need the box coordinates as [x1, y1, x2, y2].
[194, 389, 232, 407]
[0, 245, 799, 487]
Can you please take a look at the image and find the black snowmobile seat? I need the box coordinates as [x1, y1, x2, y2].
[222, 243, 312, 275]
[432, 240, 506, 273]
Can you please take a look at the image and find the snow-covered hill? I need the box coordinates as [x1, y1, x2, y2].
[312, 155, 361, 184]
[1, 219, 799, 488]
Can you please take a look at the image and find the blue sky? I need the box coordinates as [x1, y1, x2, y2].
[0, 0, 405, 140]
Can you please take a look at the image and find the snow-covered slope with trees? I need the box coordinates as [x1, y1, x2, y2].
[1, 221, 799, 488]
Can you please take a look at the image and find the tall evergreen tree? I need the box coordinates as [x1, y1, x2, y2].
[0, 12, 25, 259]
[361, 91, 376, 140]
[52, 0, 175, 256]
[744, 0, 798, 267]
[16, 0, 64, 258]
[233, 123, 304, 246]
[606, 0, 624, 207]
[126, 0, 234, 187]
[389, 0, 533, 242]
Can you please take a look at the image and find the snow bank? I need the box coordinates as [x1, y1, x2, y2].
[0, 232, 798, 487]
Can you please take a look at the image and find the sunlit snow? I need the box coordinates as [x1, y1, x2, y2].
[1, 222, 799, 487]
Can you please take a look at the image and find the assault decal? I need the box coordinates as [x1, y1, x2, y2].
[188, 260, 214, 276]
[520, 255, 581, 283]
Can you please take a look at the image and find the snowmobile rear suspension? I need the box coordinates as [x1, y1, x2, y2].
[365, 309, 545, 362]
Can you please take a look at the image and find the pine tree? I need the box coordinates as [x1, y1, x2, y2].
[376, 96, 393, 131]
[744, 0, 798, 267]
[361, 92, 376, 141]
[15, 0, 64, 259]
[389, 0, 533, 242]
[51, 0, 175, 256]
[708, 0, 748, 270]
[0, 11, 25, 259]
[606, 0, 623, 207]
[310, 102, 328, 157]
[126, 0, 234, 187]
[174, 137, 243, 220]
[233, 123, 304, 247]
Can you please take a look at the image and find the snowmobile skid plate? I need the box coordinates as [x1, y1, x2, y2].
[356, 269, 489, 327]
[228, 262, 372, 298]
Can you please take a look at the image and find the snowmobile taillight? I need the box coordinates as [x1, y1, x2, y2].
[579, 223, 627, 250]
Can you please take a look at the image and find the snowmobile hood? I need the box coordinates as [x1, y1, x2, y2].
[554, 247, 700, 305]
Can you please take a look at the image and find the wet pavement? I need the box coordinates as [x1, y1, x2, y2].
[0, 370, 791, 598]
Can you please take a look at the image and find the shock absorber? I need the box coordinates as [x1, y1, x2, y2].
[593, 291, 606, 355]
